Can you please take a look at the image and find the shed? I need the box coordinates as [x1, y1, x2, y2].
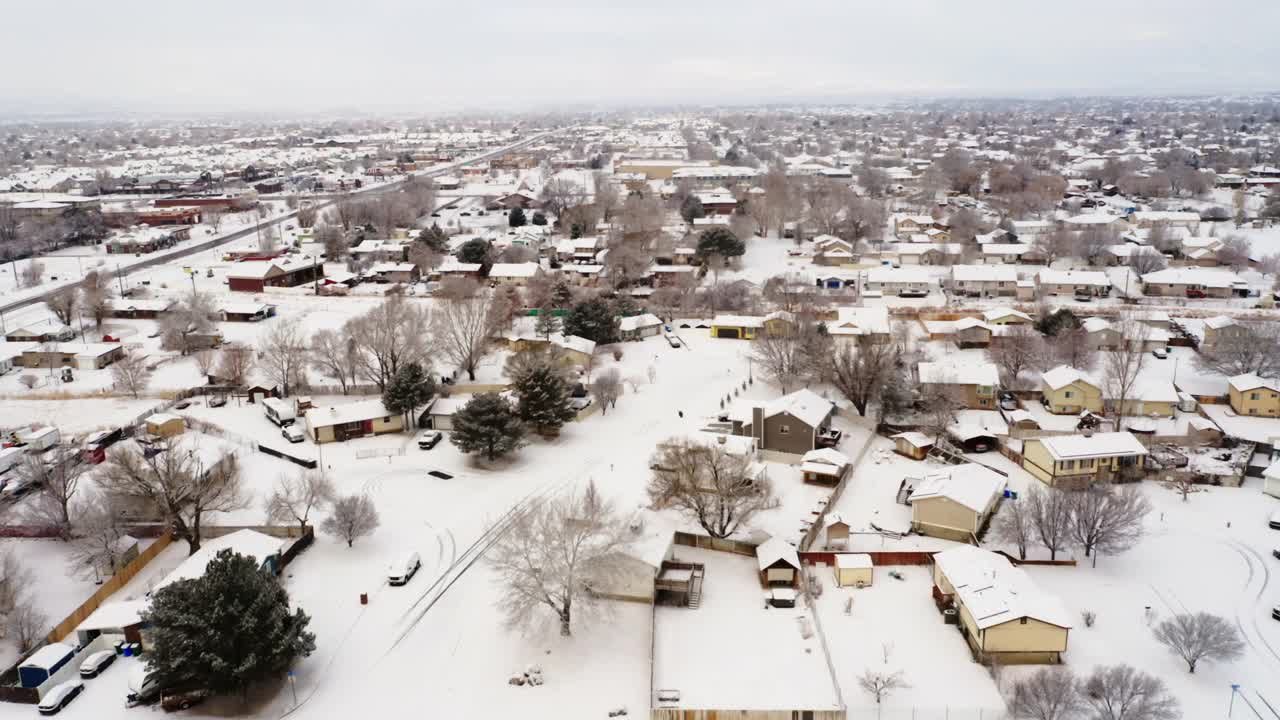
[891, 431, 934, 460]
[144, 412, 185, 438]
[824, 512, 850, 549]
[800, 448, 850, 486]
[834, 553, 874, 587]
[18, 643, 76, 688]
[756, 536, 800, 587]
[74, 599, 148, 648]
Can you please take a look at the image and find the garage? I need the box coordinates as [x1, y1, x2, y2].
[715, 328, 741, 339]
[834, 553, 873, 587]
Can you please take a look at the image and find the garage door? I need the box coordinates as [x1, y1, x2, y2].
[716, 328, 740, 339]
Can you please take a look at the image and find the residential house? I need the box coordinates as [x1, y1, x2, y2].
[369, 262, 420, 284]
[1020, 431, 1148, 488]
[104, 298, 174, 320]
[488, 262, 543, 287]
[812, 235, 855, 266]
[220, 302, 275, 322]
[953, 318, 995, 349]
[824, 306, 891, 345]
[1065, 213, 1125, 231]
[227, 256, 323, 293]
[5, 322, 75, 343]
[983, 308, 1032, 325]
[981, 243, 1045, 264]
[1035, 269, 1112, 297]
[619, 313, 663, 340]
[434, 258, 484, 281]
[1227, 374, 1280, 417]
[710, 315, 764, 340]
[906, 464, 1006, 542]
[862, 267, 932, 297]
[894, 214, 937, 239]
[1202, 315, 1248, 350]
[21, 343, 124, 370]
[932, 546, 1072, 664]
[917, 360, 999, 409]
[305, 399, 405, 444]
[733, 388, 836, 455]
[1130, 211, 1200, 234]
[349, 240, 410, 263]
[1040, 365, 1103, 414]
[951, 265, 1018, 298]
[1082, 317, 1122, 350]
[1140, 268, 1242, 299]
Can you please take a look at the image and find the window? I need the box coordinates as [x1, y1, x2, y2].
[1064, 391, 1073, 399]
[1020, 617, 1028, 625]
[1063, 460, 1076, 470]
[778, 424, 790, 435]
[1252, 392, 1261, 401]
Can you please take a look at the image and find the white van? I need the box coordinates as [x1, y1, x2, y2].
[262, 398, 296, 427]
[388, 552, 422, 586]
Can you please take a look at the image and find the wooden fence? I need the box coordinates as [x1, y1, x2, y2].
[672, 531, 758, 557]
[44, 532, 174, 645]
[800, 425, 877, 551]
[801, 550, 936, 566]
[992, 550, 1077, 567]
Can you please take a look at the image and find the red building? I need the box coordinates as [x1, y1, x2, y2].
[226, 258, 324, 293]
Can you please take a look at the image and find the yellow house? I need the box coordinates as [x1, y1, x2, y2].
[1040, 365, 1103, 414]
[907, 465, 1006, 542]
[933, 546, 1072, 664]
[1020, 431, 1148, 488]
[710, 314, 764, 340]
[1228, 374, 1280, 417]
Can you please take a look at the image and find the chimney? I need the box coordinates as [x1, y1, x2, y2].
[717, 435, 726, 445]
[1082, 428, 1093, 437]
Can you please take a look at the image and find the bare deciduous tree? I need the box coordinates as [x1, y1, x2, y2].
[1153, 612, 1244, 673]
[110, 352, 153, 398]
[7, 600, 47, 654]
[647, 438, 779, 539]
[992, 498, 1035, 561]
[1010, 668, 1083, 720]
[1027, 485, 1072, 561]
[1079, 664, 1180, 720]
[217, 346, 254, 386]
[1102, 314, 1149, 430]
[1048, 328, 1098, 373]
[258, 322, 309, 397]
[986, 324, 1045, 389]
[434, 291, 495, 381]
[827, 338, 899, 417]
[750, 330, 809, 394]
[489, 482, 625, 637]
[310, 329, 359, 394]
[80, 270, 111, 328]
[1068, 483, 1151, 567]
[265, 471, 335, 533]
[345, 295, 432, 391]
[68, 492, 131, 579]
[322, 493, 380, 547]
[21, 452, 85, 539]
[858, 669, 909, 705]
[590, 368, 622, 414]
[1195, 321, 1280, 378]
[98, 438, 248, 555]
[192, 349, 216, 378]
[18, 260, 44, 289]
[47, 286, 78, 326]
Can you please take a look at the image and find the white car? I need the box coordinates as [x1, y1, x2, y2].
[281, 424, 305, 443]
[38, 680, 84, 715]
[666, 335, 682, 348]
[388, 551, 422, 586]
[79, 649, 116, 678]
[1271, 509, 1280, 530]
[417, 430, 442, 450]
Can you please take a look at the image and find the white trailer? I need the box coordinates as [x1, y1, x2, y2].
[262, 397, 296, 427]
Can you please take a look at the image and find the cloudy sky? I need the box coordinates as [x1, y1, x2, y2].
[5, 0, 1279, 114]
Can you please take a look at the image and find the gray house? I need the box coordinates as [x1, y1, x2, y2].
[733, 388, 836, 455]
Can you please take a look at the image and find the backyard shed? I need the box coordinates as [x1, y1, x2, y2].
[18, 643, 76, 688]
[756, 536, 800, 587]
[891, 431, 934, 460]
[834, 553, 873, 587]
[823, 512, 850, 549]
[144, 412, 185, 438]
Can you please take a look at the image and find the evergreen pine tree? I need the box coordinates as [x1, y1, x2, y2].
[512, 362, 576, 437]
[508, 207, 527, 227]
[450, 393, 525, 461]
[680, 194, 706, 223]
[563, 297, 620, 345]
[535, 305, 561, 339]
[531, 211, 548, 226]
[696, 227, 745, 262]
[417, 223, 449, 252]
[551, 279, 574, 308]
[457, 238, 491, 264]
[142, 549, 315, 700]
[382, 361, 436, 427]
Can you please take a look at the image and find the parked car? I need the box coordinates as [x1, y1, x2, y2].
[666, 335, 682, 348]
[1273, 548, 1280, 560]
[38, 680, 84, 715]
[161, 689, 210, 712]
[998, 391, 1018, 411]
[174, 401, 191, 410]
[1152, 347, 1169, 359]
[1073, 290, 1093, 302]
[569, 397, 592, 411]
[1274, 605, 1280, 622]
[281, 424, 305, 443]
[417, 430, 442, 450]
[388, 551, 422, 586]
[208, 395, 227, 408]
[79, 649, 116, 678]
[1186, 288, 1206, 299]
[1271, 509, 1280, 530]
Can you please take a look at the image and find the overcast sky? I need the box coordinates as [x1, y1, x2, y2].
[5, 0, 1280, 115]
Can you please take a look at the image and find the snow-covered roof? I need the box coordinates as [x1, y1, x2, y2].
[75, 599, 148, 632]
[918, 360, 999, 387]
[1203, 315, 1239, 330]
[981, 243, 1032, 256]
[891, 431, 934, 448]
[909, 464, 1006, 513]
[308, 398, 394, 427]
[1041, 365, 1095, 390]
[934, 546, 1072, 630]
[20, 643, 75, 671]
[762, 388, 833, 428]
[1034, 432, 1148, 460]
[952, 265, 1017, 282]
[1037, 269, 1111, 287]
[1082, 317, 1112, 333]
[983, 308, 1031, 323]
[154, 529, 286, 592]
[619, 313, 662, 332]
[834, 553, 872, 569]
[801, 448, 850, 467]
[756, 536, 800, 571]
[712, 314, 764, 328]
[1228, 373, 1280, 393]
[863, 266, 932, 284]
[1140, 267, 1240, 288]
[488, 262, 541, 279]
[827, 306, 890, 336]
[552, 333, 596, 355]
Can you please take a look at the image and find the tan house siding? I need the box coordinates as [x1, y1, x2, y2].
[1229, 386, 1280, 416]
[926, 382, 994, 410]
[912, 496, 982, 538]
[1043, 380, 1103, 414]
[983, 618, 1069, 654]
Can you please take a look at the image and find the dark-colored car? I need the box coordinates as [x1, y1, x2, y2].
[161, 689, 210, 712]
[174, 401, 191, 410]
[1186, 288, 1206, 299]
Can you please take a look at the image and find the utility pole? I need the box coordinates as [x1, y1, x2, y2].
[116, 263, 125, 295]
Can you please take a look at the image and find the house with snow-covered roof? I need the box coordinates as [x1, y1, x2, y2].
[917, 360, 999, 409]
[1020, 431, 1148, 487]
[950, 265, 1018, 297]
[906, 464, 1006, 542]
[1040, 365, 1103, 415]
[732, 388, 836, 456]
[1227, 374, 1280, 417]
[1140, 267, 1242, 299]
[932, 545, 1072, 664]
[1035, 269, 1111, 297]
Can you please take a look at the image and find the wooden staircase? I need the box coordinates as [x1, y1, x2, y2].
[688, 566, 705, 609]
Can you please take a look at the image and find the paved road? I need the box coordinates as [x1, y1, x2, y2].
[0, 129, 564, 316]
